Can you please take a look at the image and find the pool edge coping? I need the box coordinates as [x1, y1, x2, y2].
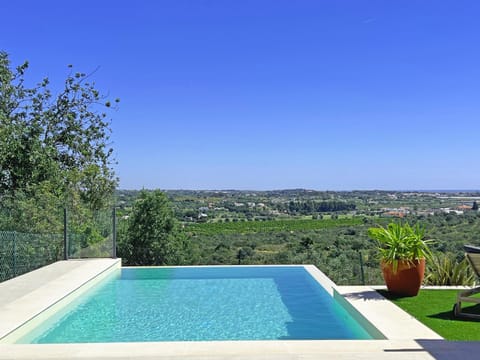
[300, 265, 442, 341]
[0, 259, 121, 343]
[0, 261, 447, 359]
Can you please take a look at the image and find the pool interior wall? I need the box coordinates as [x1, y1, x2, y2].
[13, 265, 383, 343]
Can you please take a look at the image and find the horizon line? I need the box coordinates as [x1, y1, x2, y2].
[115, 188, 480, 193]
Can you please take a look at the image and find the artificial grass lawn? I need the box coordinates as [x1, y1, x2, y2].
[379, 289, 480, 341]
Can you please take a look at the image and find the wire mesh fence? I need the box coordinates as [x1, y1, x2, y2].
[0, 231, 63, 282]
[0, 207, 116, 283]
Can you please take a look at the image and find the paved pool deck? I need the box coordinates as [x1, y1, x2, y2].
[0, 260, 478, 359]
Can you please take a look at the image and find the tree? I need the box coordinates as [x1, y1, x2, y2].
[236, 248, 248, 264]
[0, 51, 118, 212]
[472, 201, 479, 211]
[300, 236, 314, 251]
[118, 190, 191, 265]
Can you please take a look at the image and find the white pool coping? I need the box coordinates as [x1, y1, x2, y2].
[0, 259, 121, 343]
[1, 261, 478, 359]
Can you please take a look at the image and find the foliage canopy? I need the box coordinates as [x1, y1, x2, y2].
[0, 51, 117, 208]
[118, 190, 192, 266]
[0, 51, 118, 232]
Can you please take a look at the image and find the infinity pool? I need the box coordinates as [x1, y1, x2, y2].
[18, 266, 376, 343]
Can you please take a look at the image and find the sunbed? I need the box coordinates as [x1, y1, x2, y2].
[453, 245, 480, 319]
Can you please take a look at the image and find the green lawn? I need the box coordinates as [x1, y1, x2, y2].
[379, 289, 480, 340]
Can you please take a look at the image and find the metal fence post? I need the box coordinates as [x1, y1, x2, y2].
[63, 208, 68, 260]
[358, 250, 365, 285]
[112, 207, 117, 258]
[12, 231, 17, 277]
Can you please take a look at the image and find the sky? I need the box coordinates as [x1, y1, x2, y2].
[1, 0, 479, 191]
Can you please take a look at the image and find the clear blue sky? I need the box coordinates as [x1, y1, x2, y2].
[2, 1, 479, 190]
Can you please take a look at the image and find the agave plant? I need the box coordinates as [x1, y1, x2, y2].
[368, 222, 433, 273]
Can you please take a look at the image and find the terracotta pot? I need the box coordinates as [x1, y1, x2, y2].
[381, 259, 425, 296]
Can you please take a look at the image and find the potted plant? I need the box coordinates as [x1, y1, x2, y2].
[368, 222, 432, 296]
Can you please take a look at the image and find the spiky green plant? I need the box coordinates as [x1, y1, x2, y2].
[425, 253, 476, 286]
[368, 222, 433, 273]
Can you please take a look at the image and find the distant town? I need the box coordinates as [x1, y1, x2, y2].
[115, 189, 480, 223]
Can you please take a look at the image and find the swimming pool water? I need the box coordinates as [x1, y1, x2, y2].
[20, 266, 373, 343]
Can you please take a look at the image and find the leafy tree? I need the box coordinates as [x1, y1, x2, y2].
[118, 190, 191, 265]
[300, 236, 314, 251]
[236, 248, 248, 264]
[0, 51, 118, 213]
[472, 201, 479, 211]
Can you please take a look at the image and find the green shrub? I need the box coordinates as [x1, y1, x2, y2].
[425, 252, 475, 286]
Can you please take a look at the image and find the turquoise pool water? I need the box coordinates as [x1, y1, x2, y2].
[20, 266, 374, 343]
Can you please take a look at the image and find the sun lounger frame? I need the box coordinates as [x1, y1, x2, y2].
[454, 246, 480, 319]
